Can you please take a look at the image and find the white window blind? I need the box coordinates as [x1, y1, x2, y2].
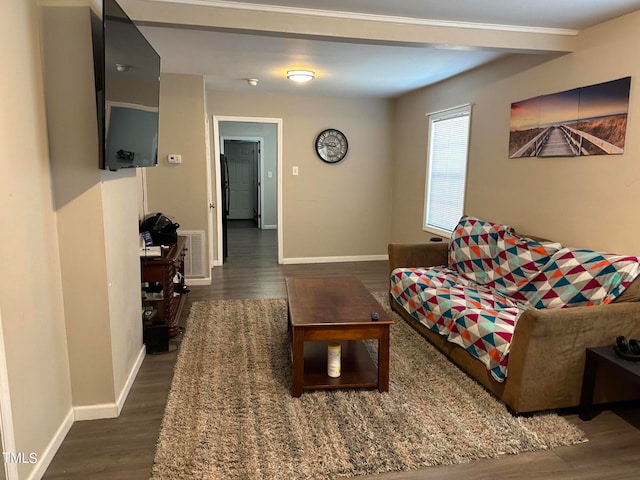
[424, 104, 471, 235]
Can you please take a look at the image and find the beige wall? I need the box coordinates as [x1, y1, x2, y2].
[0, 1, 72, 478]
[41, 5, 115, 407]
[41, 3, 144, 414]
[146, 73, 209, 257]
[101, 173, 144, 396]
[392, 10, 640, 255]
[207, 91, 394, 260]
[5, 3, 637, 478]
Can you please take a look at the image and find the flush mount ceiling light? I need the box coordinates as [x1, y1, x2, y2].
[286, 70, 315, 83]
[247, 78, 259, 86]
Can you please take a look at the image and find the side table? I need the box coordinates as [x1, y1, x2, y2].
[579, 346, 640, 421]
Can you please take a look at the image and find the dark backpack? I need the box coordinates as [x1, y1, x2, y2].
[140, 213, 180, 245]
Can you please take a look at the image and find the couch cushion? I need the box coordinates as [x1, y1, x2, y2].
[514, 248, 640, 308]
[613, 276, 640, 303]
[447, 216, 505, 285]
[490, 234, 562, 297]
[390, 266, 470, 336]
[391, 266, 522, 382]
[446, 305, 523, 382]
[448, 216, 561, 290]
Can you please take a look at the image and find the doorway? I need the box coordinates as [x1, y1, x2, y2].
[212, 117, 283, 266]
[224, 140, 260, 226]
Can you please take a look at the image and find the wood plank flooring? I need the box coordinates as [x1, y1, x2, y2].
[43, 224, 640, 479]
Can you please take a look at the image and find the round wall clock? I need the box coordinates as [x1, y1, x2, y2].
[315, 129, 348, 164]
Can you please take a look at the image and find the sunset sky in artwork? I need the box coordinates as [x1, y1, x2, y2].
[510, 77, 630, 131]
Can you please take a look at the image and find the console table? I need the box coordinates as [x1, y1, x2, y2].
[141, 236, 187, 337]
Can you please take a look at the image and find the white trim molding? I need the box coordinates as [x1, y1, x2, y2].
[73, 344, 145, 421]
[282, 254, 388, 265]
[74, 403, 119, 422]
[213, 115, 283, 265]
[26, 410, 74, 480]
[115, 345, 146, 416]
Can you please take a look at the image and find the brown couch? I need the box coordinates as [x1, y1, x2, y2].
[388, 241, 640, 414]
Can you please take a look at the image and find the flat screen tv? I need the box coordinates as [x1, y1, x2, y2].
[92, 0, 160, 171]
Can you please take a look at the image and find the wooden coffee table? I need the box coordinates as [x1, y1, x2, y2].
[286, 276, 393, 397]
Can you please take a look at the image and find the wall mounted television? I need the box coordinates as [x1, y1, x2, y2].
[92, 0, 161, 171]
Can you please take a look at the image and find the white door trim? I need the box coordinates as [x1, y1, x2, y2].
[204, 115, 215, 274]
[212, 116, 283, 265]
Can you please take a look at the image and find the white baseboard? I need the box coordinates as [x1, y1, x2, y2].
[26, 409, 74, 480]
[74, 344, 145, 421]
[186, 277, 211, 286]
[21, 346, 146, 479]
[116, 345, 146, 416]
[213, 254, 387, 267]
[281, 254, 388, 265]
[73, 403, 119, 421]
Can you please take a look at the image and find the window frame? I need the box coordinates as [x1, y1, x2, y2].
[423, 104, 472, 237]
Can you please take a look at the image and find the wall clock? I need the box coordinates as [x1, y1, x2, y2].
[315, 129, 348, 164]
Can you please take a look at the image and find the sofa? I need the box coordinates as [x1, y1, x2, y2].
[388, 216, 640, 414]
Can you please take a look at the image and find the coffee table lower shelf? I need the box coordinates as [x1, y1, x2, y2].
[299, 340, 378, 391]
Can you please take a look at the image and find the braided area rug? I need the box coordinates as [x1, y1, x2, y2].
[151, 295, 586, 479]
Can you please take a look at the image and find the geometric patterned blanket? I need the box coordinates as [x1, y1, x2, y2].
[390, 267, 522, 381]
[391, 216, 640, 382]
[509, 248, 640, 309]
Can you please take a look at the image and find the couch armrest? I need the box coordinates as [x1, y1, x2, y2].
[504, 302, 640, 412]
[388, 242, 448, 277]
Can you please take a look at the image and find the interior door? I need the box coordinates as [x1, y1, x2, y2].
[225, 140, 258, 220]
[220, 153, 229, 261]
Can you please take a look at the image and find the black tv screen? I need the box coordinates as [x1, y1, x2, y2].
[93, 0, 160, 171]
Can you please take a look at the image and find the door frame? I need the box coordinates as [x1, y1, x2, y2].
[221, 137, 263, 228]
[204, 115, 215, 273]
[212, 116, 283, 265]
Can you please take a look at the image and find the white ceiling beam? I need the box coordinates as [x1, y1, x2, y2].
[120, 0, 577, 54]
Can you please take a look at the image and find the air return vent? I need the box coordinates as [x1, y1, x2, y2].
[180, 230, 206, 278]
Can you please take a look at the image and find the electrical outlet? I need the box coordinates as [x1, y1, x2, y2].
[168, 154, 182, 164]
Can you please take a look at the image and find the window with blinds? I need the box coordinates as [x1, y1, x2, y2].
[423, 104, 471, 235]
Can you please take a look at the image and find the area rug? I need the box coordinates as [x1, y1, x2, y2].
[151, 295, 586, 479]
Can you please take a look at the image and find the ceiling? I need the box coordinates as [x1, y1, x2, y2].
[120, 0, 640, 98]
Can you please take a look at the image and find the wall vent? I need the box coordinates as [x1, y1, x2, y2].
[180, 230, 206, 279]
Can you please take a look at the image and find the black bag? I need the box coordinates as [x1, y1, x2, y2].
[140, 213, 180, 245]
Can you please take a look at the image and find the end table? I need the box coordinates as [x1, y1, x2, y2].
[579, 346, 640, 421]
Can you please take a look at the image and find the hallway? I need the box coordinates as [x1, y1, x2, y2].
[225, 219, 277, 266]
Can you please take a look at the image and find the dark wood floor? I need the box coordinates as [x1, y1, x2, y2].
[43, 224, 640, 479]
